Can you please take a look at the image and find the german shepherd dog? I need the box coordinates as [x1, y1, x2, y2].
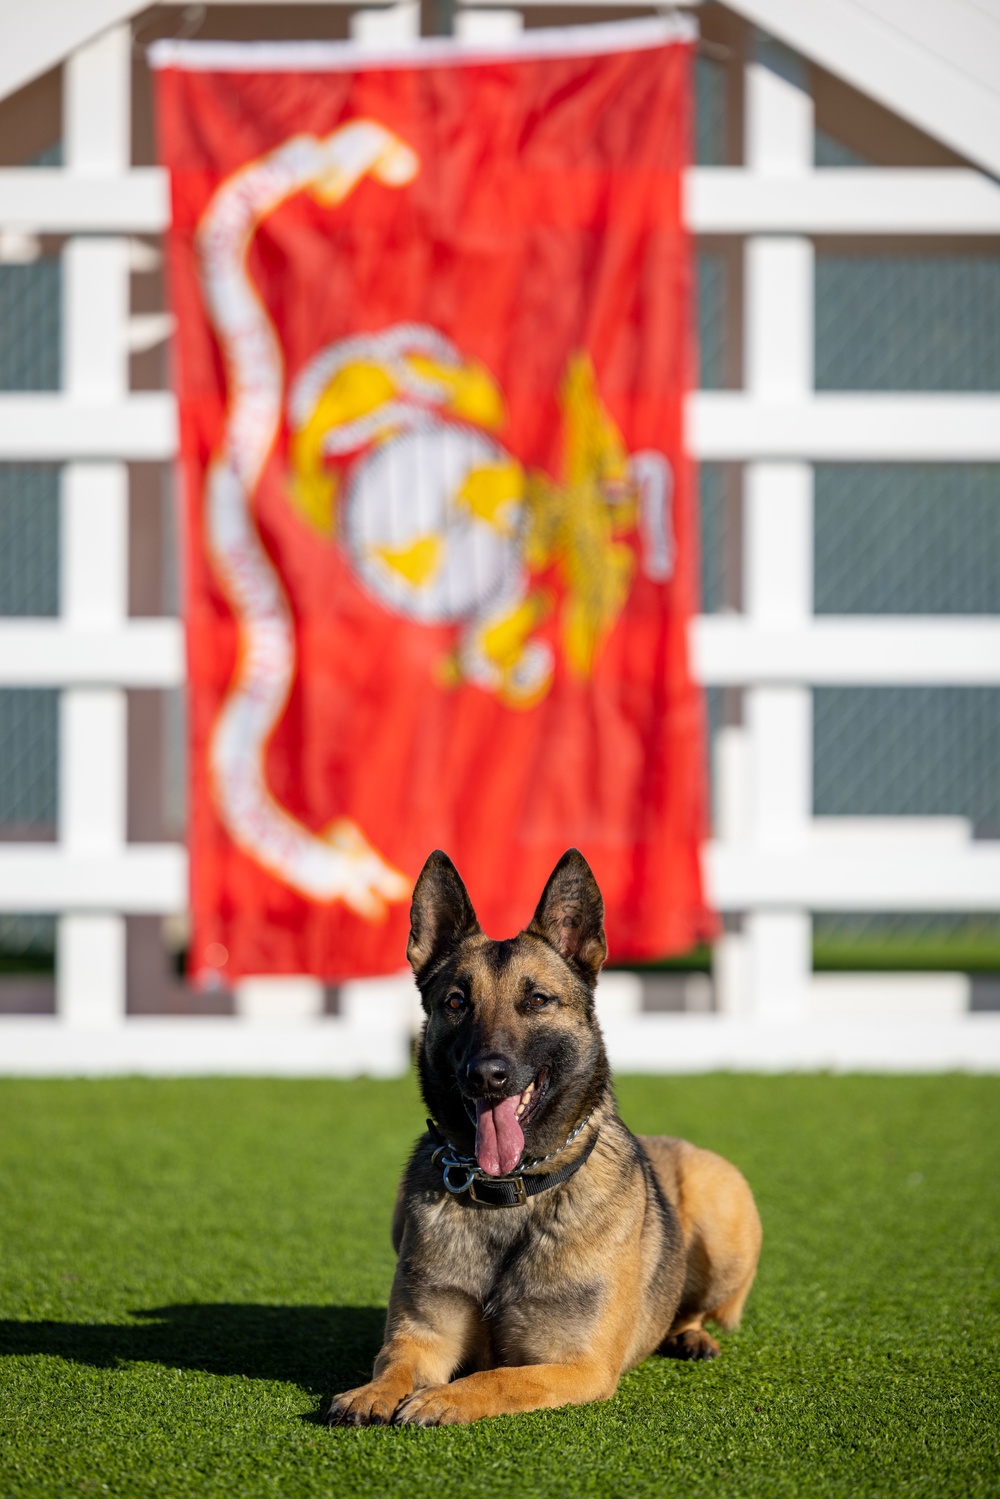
[328, 848, 761, 1427]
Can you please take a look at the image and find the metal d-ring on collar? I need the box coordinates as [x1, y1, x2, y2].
[427, 1111, 598, 1208]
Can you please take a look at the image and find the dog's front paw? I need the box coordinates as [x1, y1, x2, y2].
[659, 1328, 721, 1361]
[391, 1385, 470, 1427]
[327, 1380, 408, 1427]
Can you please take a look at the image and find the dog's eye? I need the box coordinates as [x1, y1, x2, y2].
[526, 993, 551, 1011]
[445, 990, 467, 1013]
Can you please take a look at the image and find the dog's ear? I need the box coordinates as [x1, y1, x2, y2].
[528, 848, 607, 987]
[407, 850, 481, 980]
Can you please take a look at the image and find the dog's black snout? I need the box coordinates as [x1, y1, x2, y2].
[466, 1053, 513, 1095]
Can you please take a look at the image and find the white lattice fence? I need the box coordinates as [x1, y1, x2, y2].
[1, 9, 999, 1072]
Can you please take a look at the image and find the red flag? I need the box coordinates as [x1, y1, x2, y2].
[154, 20, 715, 984]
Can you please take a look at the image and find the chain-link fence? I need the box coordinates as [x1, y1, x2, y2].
[0, 465, 59, 615]
[0, 258, 60, 392]
[816, 253, 1000, 391]
[700, 465, 728, 611]
[697, 253, 730, 392]
[814, 686, 1000, 828]
[695, 55, 728, 169]
[0, 200, 62, 977]
[815, 464, 1000, 615]
[0, 258, 61, 854]
[0, 688, 58, 836]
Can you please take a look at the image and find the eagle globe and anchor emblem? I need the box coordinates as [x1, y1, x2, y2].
[197, 119, 675, 918]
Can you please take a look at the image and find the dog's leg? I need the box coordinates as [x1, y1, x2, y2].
[640, 1134, 761, 1359]
[658, 1248, 758, 1359]
[707, 1269, 757, 1331]
[391, 1356, 619, 1427]
[327, 1291, 477, 1427]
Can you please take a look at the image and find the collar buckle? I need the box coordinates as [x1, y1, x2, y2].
[470, 1173, 527, 1206]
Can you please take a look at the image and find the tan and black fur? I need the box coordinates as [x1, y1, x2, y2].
[328, 848, 762, 1426]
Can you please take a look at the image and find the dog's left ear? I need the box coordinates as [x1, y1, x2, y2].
[407, 850, 481, 980]
[528, 848, 607, 987]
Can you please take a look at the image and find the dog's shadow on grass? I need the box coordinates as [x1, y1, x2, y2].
[0, 1303, 384, 1414]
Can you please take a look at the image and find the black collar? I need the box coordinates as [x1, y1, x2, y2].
[426, 1118, 599, 1208]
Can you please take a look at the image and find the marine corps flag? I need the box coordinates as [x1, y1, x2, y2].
[153, 18, 715, 984]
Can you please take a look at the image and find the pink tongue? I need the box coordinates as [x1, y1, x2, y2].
[475, 1096, 525, 1177]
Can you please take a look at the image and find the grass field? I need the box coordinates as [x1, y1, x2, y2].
[1, 1074, 998, 1499]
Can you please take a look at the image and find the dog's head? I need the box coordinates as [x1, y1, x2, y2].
[407, 849, 610, 1177]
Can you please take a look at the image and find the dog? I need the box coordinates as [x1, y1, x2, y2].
[327, 848, 762, 1426]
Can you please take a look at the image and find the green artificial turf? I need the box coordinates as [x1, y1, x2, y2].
[1, 1074, 998, 1499]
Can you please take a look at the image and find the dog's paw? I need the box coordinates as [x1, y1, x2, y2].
[326, 1381, 406, 1427]
[391, 1386, 470, 1427]
[659, 1328, 721, 1361]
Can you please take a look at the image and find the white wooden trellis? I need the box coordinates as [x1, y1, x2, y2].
[57, 25, 132, 1029]
[0, 7, 1000, 1071]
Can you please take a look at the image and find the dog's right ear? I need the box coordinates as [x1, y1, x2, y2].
[407, 851, 481, 980]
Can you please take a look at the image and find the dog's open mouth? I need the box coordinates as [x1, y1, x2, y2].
[466, 1070, 548, 1177]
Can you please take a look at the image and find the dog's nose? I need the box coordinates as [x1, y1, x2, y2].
[466, 1053, 513, 1094]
